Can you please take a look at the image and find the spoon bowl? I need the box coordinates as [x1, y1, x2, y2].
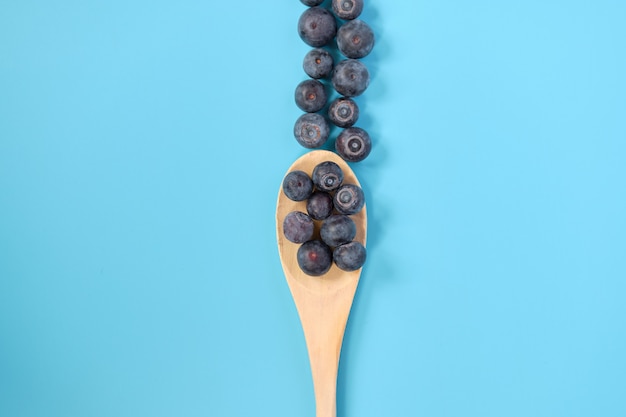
[276, 150, 366, 417]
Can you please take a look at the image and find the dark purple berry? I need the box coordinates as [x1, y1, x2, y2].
[283, 211, 315, 243]
[295, 79, 327, 113]
[283, 170, 314, 201]
[312, 161, 344, 192]
[334, 184, 365, 215]
[332, 0, 363, 20]
[303, 48, 334, 79]
[297, 240, 333, 276]
[335, 127, 371, 162]
[298, 7, 337, 47]
[333, 241, 366, 271]
[294, 113, 330, 148]
[320, 214, 357, 247]
[306, 191, 334, 220]
[331, 59, 370, 97]
[328, 97, 359, 127]
[301, 0, 324, 6]
[337, 20, 374, 59]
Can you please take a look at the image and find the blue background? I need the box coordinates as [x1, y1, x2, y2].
[1, 1, 625, 416]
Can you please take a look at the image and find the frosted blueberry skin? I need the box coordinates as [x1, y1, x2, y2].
[333, 184, 365, 215]
[332, 0, 363, 20]
[283, 211, 315, 244]
[301, 0, 324, 6]
[283, 170, 314, 201]
[303, 48, 334, 79]
[294, 113, 330, 149]
[337, 20, 374, 59]
[306, 191, 334, 220]
[331, 59, 370, 97]
[312, 161, 344, 192]
[333, 241, 366, 271]
[328, 97, 359, 128]
[297, 240, 333, 276]
[298, 7, 337, 47]
[335, 126, 371, 162]
[320, 214, 357, 247]
[295, 79, 327, 113]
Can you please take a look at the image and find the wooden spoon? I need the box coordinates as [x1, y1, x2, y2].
[276, 150, 367, 417]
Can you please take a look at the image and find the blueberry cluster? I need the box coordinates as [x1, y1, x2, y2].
[294, 0, 374, 163]
[282, 160, 366, 276]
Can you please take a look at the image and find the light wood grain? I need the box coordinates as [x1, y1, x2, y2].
[276, 150, 366, 417]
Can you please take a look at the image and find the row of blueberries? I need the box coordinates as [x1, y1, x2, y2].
[294, 0, 374, 163]
[283, 160, 366, 275]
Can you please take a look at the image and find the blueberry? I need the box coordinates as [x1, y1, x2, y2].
[320, 214, 357, 247]
[312, 161, 344, 192]
[300, 0, 324, 6]
[331, 59, 370, 97]
[298, 7, 337, 47]
[283, 170, 314, 201]
[303, 48, 334, 79]
[283, 211, 315, 243]
[328, 97, 359, 127]
[335, 127, 371, 162]
[297, 240, 333, 276]
[295, 79, 327, 113]
[337, 20, 374, 59]
[306, 191, 334, 220]
[333, 241, 366, 271]
[333, 184, 365, 215]
[294, 113, 330, 149]
[332, 0, 363, 20]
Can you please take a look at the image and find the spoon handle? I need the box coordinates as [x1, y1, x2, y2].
[288, 279, 358, 417]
